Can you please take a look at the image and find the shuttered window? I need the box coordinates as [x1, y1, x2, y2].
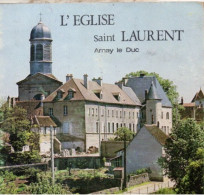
[44, 44, 51, 61]
[36, 44, 43, 60]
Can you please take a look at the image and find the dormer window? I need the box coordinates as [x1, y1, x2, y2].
[66, 88, 76, 100]
[113, 92, 121, 101]
[57, 89, 65, 100]
[94, 90, 103, 99]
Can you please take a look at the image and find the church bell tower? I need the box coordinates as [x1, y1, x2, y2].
[29, 19, 52, 75]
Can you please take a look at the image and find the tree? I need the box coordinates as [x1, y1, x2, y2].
[0, 104, 41, 165]
[125, 70, 184, 124]
[114, 127, 134, 141]
[158, 119, 204, 193]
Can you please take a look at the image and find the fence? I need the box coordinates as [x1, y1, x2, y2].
[125, 180, 175, 194]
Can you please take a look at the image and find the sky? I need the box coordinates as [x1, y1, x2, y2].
[0, 2, 203, 102]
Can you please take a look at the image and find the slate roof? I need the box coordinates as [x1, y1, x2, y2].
[122, 86, 141, 105]
[17, 73, 62, 85]
[147, 81, 161, 100]
[124, 76, 172, 107]
[34, 116, 57, 127]
[144, 125, 168, 146]
[44, 78, 140, 106]
[192, 89, 204, 102]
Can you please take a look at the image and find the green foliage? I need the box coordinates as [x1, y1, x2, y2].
[158, 118, 204, 193]
[114, 127, 134, 141]
[28, 172, 70, 194]
[178, 148, 204, 194]
[154, 188, 176, 194]
[8, 150, 41, 165]
[125, 70, 183, 124]
[0, 170, 18, 194]
[129, 168, 151, 176]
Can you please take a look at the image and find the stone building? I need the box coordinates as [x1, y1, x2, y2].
[180, 88, 204, 122]
[13, 20, 173, 154]
[43, 75, 141, 151]
[116, 75, 172, 135]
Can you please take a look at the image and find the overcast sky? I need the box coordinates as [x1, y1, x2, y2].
[0, 2, 203, 102]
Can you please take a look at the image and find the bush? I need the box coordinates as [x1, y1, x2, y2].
[27, 172, 70, 194]
[129, 168, 151, 176]
[154, 188, 176, 194]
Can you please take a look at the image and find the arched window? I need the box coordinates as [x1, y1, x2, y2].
[36, 44, 43, 60]
[166, 112, 169, 119]
[30, 45, 35, 61]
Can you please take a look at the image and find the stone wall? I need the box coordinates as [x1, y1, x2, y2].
[127, 173, 149, 187]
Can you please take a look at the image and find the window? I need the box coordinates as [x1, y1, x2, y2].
[112, 110, 114, 117]
[96, 108, 98, 116]
[108, 110, 110, 117]
[67, 91, 74, 99]
[43, 127, 47, 135]
[133, 112, 135, 119]
[36, 44, 43, 60]
[151, 115, 154, 124]
[161, 112, 163, 119]
[129, 112, 131, 119]
[92, 108, 94, 116]
[63, 105, 68, 116]
[129, 123, 131, 130]
[166, 112, 169, 119]
[108, 122, 110, 133]
[116, 123, 119, 131]
[101, 109, 104, 116]
[120, 111, 122, 118]
[164, 126, 166, 133]
[133, 124, 135, 132]
[44, 44, 51, 61]
[30, 45, 35, 61]
[96, 122, 99, 133]
[116, 111, 118, 118]
[137, 112, 139, 118]
[121, 123, 123, 127]
[112, 123, 115, 133]
[124, 123, 126, 127]
[124, 111, 126, 118]
[49, 108, 53, 116]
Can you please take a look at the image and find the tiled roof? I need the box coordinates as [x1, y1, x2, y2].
[192, 89, 204, 102]
[17, 73, 62, 85]
[16, 101, 43, 116]
[144, 125, 168, 146]
[44, 78, 139, 106]
[122, 86, 141, 105]
[124, 76, 172, 107]
[34, 116, 57, 127]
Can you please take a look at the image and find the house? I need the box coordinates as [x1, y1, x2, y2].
[114, 125, 168, 181]
[180, 88, 204, 122]
[43, 74, 141, 152]
[116, 75, 172, 134]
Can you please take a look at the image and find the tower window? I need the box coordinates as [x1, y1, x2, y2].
[36, 44, 43, 60]
[30, 45, 35, 61]
[44, 44, 51, 61]
[166, 112, 170, 119]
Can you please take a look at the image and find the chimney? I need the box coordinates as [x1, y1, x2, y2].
[66, 74, 73, 82]
[122, 77, 128, 86]
[140, 73, 145, 77]
[40, 94, 45, 107]
[181, 97, 184, 105]
[93, 77, 102, 86]
[145, 89, 148, 100]
[83, 74, 88, 89]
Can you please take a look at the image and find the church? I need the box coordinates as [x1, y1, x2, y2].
[10, 19, 172, 154]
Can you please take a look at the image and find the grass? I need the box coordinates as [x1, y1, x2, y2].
[153, 187, 176, 194]
[114, 182, 151, 194]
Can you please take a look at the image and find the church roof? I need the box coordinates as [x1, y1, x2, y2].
[44, 77, 140, 106]
[124, 76, 172, 107]
[17, 73, 62, 85]
[30, 22, 52, 40]
[147, 81, 161, 100]
[191, 89, 204, 102]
